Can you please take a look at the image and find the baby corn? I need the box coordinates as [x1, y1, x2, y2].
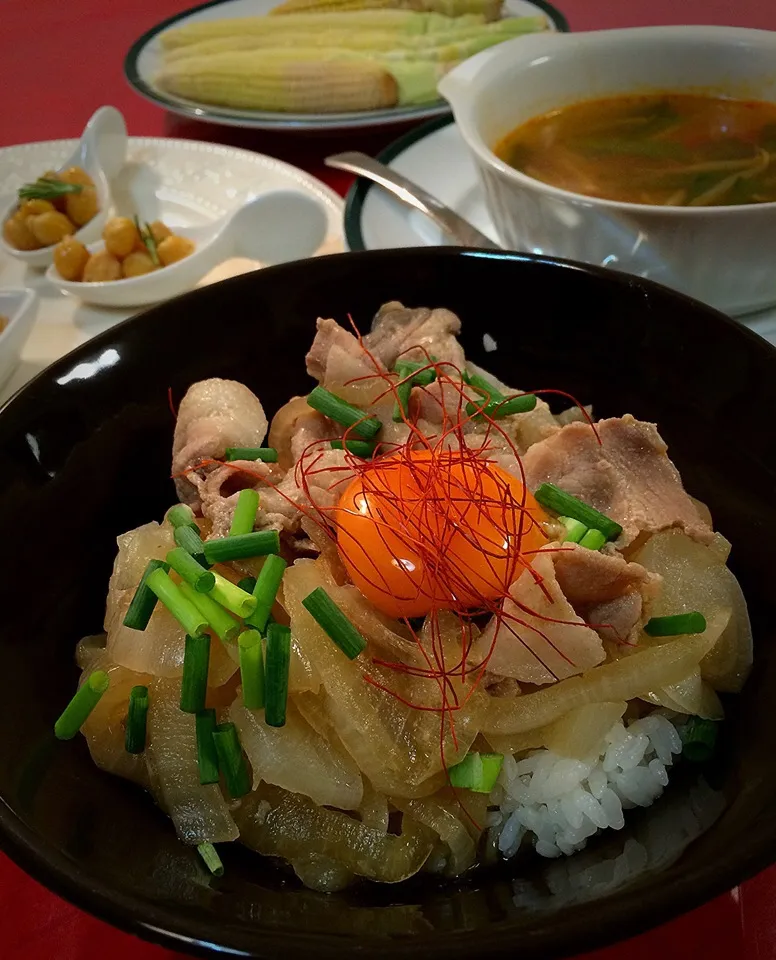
[270, 0, 503, 21]
[159, 10, 481, 49]
[157, 50, 399, 112]
[162, 15, 546, 64]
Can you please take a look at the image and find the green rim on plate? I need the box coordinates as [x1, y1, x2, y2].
[124, 0, 569, 132]
[344, 114, 456, 252]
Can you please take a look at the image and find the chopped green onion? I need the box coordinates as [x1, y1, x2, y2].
[146, 567, 209, 637]
[203, 530, 280, 565]
[307, 386, 382, 440]
[301, 587, 366, 660]
[197, 842, 224, 877]
[330, 439, 376, 458]
[166, 547, 216, 594]
[208, 571, 257, 618]
[448, 752, 503, 793]
[245, 554, 287, 633]
[134, 216, 160, 267]
[680, 717, 719, 763]
[466, 394, 537, 420]
[229, 489, 259, 537]
[644, 612, 707, 637]
[237, 576, 257, 594]
[559, 516, 587, 544]
[579, 528, 607, 551]
[534, 483, 623, 542]
[18, 177, 83, 201]
[180, 633, 211, 713]
[173, 524, 209, 568]
[195, 708, 220, 785]
[54, 670, 109, 740]
[178, 579, 240, 643]
[392, 379, 412, 423]
[395, 360, 436, 387]
[123, 559, 170, 630]
[165, 503, 199, 532]
[265, 622, 291, 728]
[124, 685, 149, 754]
[224, 447, 278, 463]
[464, 370, 504, 401]
[238, 629, 266, 710]
[212, 722, 252, 798]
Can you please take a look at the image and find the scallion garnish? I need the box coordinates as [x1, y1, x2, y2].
[208, 571, 257, 618]
[466, 394, 537, 420]
[180, 633, 211, 713]
[124, 685, 149, 754]
[237, 576, 257, 594]
[393, 379, 412, 423]
[301, 587, 366, 660]
[245, 554, 287, 633]
[395, 359, 436, 388]
[559, 516, 587, 544]
[173, 524, 209, 568]
[18, 177, 83, 201]
[464, 371, 504, 401]
[534, 483, 623, 542]
[229, 489, 259, 538]
[195, 708, 220, 785]
[644, 612, 707, 637]
[238, 629, 265, 710]
[165, 503, 199, 532]
[448, 752, 503, 793]
[197, 841, 224, 877]
[145, 567, 208, 637]
[224, 447, 278, 463]
[178, 579, 240, 643]
[212, 722, 252, 798]
[123, 558, 170, 630]
[54, 670, 109, 740]
[134, 215, 160, 267]
[579, 528, 606, 551]
[680, 717, 719, 763]
[203, 530, 280, 565]
[306, 386, 382, 440]
[166, 547, 216, 593]
[330, 439, 376, 458]
[265, 622, 291, 728]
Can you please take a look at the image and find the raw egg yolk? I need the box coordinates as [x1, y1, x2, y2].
[335, 451, 548, 619]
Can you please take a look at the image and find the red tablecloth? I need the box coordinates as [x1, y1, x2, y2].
[2, 1, 776, 957]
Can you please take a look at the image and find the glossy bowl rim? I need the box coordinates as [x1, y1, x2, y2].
[1, 247, 775, 959]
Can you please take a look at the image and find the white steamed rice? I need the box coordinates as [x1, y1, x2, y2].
[491, 715, 684, 860]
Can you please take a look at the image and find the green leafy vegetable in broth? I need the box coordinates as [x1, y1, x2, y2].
[495, 93, 776, 206]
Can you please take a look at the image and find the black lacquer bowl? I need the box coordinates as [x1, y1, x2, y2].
[1, 249, 775, 959]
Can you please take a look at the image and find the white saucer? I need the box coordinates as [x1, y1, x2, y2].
[0, 135, 344, 405]
[344, 116, 776, 346]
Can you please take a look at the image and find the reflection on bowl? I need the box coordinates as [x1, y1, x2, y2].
[1, 250, 775, 959]
[439, 26, 776, 316]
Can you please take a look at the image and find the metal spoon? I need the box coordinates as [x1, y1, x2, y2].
[326, 151, 501, 250]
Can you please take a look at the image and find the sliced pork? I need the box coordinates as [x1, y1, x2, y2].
[364, 301, 466, 370]
[172, 378, 268, 504]
[523, 415, 713, 546]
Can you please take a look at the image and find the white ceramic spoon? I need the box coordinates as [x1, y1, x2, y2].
[0, 106, 128, 268]
[45, 189, 330, 308]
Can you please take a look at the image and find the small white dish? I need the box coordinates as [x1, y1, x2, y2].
[45, 189, 329, 307]
[0, 106, 127, 268]
[438, 26, 776, 317]
[125, 0, 567, 132]
[343, 116, 776, 340]
[0, 289, 37, 391]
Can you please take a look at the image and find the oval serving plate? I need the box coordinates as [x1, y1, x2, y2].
[124, 0, 568, 133]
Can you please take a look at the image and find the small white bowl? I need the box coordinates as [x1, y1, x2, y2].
[45, 188, 330, 308]
[0, 289, 37, 391]
[438, 26, 776, 316]
[0, 106, 127, 269]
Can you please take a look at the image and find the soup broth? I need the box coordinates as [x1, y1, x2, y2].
[495, 93, 776, 206]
